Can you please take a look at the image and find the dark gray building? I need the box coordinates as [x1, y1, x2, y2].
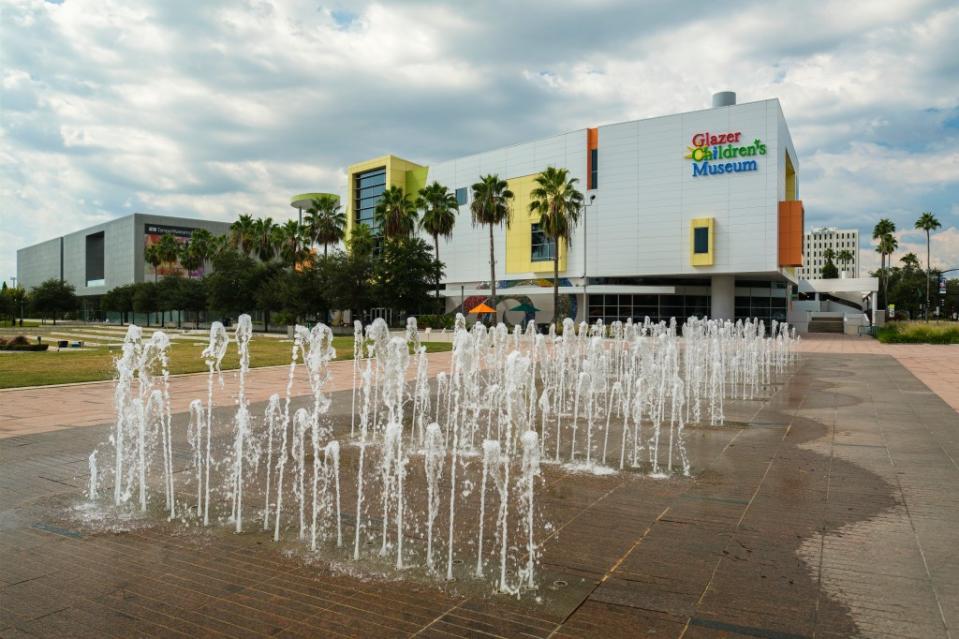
[17, 213, 232, 299]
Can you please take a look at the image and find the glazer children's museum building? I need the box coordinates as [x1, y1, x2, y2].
[345, 92, 804, 326]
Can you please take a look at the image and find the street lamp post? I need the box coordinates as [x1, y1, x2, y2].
[582, 193, 597, 322]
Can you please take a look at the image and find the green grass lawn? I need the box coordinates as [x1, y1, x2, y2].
[0, 337, 451, 389]
[876, 321, 959, 344]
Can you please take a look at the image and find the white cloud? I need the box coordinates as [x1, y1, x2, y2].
[1, 0, 958, 285]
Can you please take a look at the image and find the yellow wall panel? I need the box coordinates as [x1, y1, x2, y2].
[690, 217, 715, 266]
[505, 173, 567, 275]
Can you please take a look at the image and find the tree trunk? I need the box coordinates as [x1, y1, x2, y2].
[324, 243, 328, 257]
[434, 234, 442, 313]
[926, 230, 931, 322]
[488, 224, 497, 304]
[553, 237, 560, 327]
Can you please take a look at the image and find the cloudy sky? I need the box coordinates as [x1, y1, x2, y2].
[3, 0, 958, 282]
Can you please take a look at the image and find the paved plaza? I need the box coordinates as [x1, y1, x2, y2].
[1, 335, 958, 638]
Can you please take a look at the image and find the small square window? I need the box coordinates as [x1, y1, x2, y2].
[455, 187, 467, 206]
[693, 227, 709, 254]
[531, 223, 555, 261]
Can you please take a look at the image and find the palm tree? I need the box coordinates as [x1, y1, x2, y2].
[900, 252, 920, 270]
[276, 219, 308, 268]
[179, 241, 202, 278]
[348, 222, 375, 258]
[529, 167, 585, 324]
[872, 218, 896, 307]
[156, 234, 181, 274]
[915, 211, 941, 321]
[145, 243, 163, 283]
[230, 214, 257, 256]
[470, 174, 514, 301]
[374, 186, 418, 240]
[252, 217, 278, 262]
[306, 195, 347, 256]
[822, 247, 836, 264]
[417, 181, 458, 307]
[877, 233, 899, 306]
[188, 228, 214, 274]
[837, 249, 854, 276]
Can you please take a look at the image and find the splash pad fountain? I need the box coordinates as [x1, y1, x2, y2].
[86, 313, 797, 596]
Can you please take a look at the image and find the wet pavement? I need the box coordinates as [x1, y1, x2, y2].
[2, 352, 957, 638]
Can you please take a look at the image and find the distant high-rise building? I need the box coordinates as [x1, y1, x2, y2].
[799, 227, 860, 280]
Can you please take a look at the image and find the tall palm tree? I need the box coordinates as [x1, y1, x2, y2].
[374, 186, 418, 240]
[230, 214, 257, 256]
[252, 217, 278, 262]
[915, 211, 941, 321]
[348, 222, 375, 258]
[837, 249, 854, 276]
[276, 219, 308, 268]
[872, 218, 896, 307]
[179, 241, 202, 278]
[306, 195, 347, 256]
[156, 234, 181, 276]
[188, 228, 214, 274]
[529, 167, 585, 324]
[470, 174, 514, 301]
[145, 243, 163, 283]
[877, 233, 899, 307]
[417, 181, 458, 306]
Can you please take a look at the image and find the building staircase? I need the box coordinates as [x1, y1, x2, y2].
[807, 316, 844, 333]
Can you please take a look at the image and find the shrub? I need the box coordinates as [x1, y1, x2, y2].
[877, 322, 959, 344]
[0, 335, 47, 351]
[415, 314, 455, 329]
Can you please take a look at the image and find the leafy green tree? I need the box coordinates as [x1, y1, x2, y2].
[205, 250, 260, 318]
[176, 277, 207, 329]
[322, 249, 373, 319]
[30, 279, 78, 325]
[0, 283, 13, 326]
[529, 167, 585, 323]
[374, 186, 418, 240]
[821, 261, 839, 279]
[101, 283, 136, 324]
[252, 262, 286, 330]
[373, 237, 441, 316]
[900, 252, 920, 270]
[157, 276, 181, 327]
[471, 174, 514, 300]
[132, 282, 159, 327]
[10, 286, 26, 327]
[417, 181, 458, 310]
[915, 211, 942, 321]
[306, 195, 347, 256]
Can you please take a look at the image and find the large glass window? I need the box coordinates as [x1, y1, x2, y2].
[531, 223, 555, 261]
[590, 148, 598, 189]
[354, 167, 386, 231]
[587, 293, 712, 325]
[693, 227, 709, 254]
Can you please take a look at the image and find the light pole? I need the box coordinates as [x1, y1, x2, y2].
[581, 193, 597, 322]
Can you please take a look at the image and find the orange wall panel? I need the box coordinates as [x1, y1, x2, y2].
[778, 200, 804, 267]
